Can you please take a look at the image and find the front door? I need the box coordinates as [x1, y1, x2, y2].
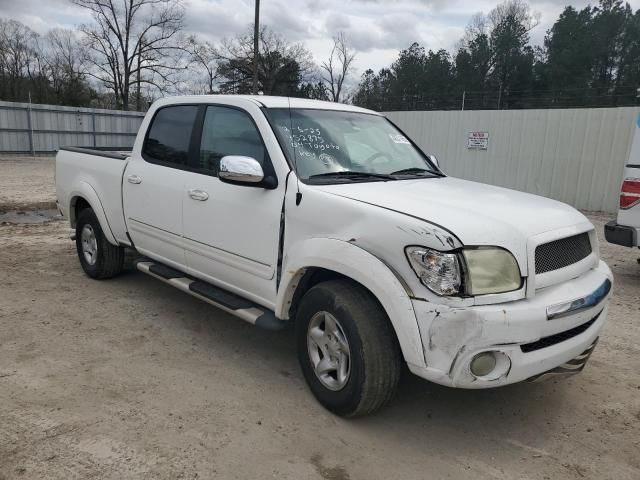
[182, 105, 285, 305]
[123, 105, 199, 268]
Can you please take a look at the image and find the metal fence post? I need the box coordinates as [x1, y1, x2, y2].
[91, 111, 97, 147]
[27, 93, 35, 156]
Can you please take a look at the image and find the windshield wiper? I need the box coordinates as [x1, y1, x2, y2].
[308, 171, 396, 182]
[390, 167, 444, 177]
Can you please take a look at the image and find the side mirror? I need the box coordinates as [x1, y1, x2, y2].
[219, 156, 264, 184]
[428, 154, 439, 168]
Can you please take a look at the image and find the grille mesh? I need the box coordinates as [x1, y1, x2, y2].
[535, 232, 592, 274]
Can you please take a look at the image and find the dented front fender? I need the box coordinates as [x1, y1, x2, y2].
[276, 237, 426, 368]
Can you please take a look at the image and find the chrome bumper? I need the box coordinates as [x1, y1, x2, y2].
[546, 278, 611, 320]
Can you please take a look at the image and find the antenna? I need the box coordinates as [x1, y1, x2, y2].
[287, 96, 302, 205]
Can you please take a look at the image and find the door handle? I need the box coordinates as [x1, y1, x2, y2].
[127, 174, 142, 184]
[188, 189, 209, 201]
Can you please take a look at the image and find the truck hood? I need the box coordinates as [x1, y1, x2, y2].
[316, 177, 590, 268]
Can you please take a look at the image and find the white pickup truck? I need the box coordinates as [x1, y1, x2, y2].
[605, 112, 640, 249]
[56, 95, 613, 417]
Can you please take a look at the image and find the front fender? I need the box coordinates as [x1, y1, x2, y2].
[69, 182, 118, 246]
[277, 237, 426, 368]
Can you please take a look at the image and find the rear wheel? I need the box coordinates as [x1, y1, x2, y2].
[75, 208, 124, 279]
[296, 279, 401, 417]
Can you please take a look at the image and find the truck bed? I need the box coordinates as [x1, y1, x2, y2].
[56, 146, 131, 245]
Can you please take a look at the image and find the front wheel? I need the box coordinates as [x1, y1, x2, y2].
[75, 208, 124, 279]
[296, 279, 401, 417]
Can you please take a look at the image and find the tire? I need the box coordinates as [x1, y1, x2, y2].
[296, 279, 402, 417]
[75, 208, 124, 279]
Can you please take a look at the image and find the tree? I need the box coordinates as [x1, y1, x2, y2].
[321, 32, 356, 103]
[616, 7, 640, 99]
[0, 18, 42, 101]
[353, 1, 543, 112]
[45, 29, 94, 106]
[489, 13, 535, 101]
[539, 1, 639, 106]
[352, 69, 379, 109]
[351, 67, 396, 110]
[352, 43, 455, 111]
[487, 0, 540, 33]
[215, 26, 314, 96]
[538, 6, 596, 105]
[0, 18, 96, 105]
[297, 81, 329, 100]
[421, 49, 456, 108]
[73, 0, 187, 110]
[590, 0, 629, 93]
[390, 42, 427, 101]
[454, 33, 492, 93]
[455, 0, 539, 107]
[187, 37, 219, 94]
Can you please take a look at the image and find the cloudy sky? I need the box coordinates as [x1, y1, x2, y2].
[2, 0, 640, 76]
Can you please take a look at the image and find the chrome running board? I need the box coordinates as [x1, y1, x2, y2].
[134, 258, 287, 331]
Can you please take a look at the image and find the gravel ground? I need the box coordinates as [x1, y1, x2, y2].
[0, 157, 639, 480]
[0, 156, 56, 211]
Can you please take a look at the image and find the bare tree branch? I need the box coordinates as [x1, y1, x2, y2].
[321, 32, 356, 102]
[186, 36, 219, 94]
[73, 0, 187, 110]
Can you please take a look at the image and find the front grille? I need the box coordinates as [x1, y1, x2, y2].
[535, 232, 592, 274]
[520, 311, 600, 353]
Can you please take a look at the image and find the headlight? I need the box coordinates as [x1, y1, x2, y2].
[405, 246, 461, 295]
[405, 246, 522, 296]
[462, 247, 521, 295]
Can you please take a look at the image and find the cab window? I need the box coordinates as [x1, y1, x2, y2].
[199, 106, 266, 175]
[142, 105, 198, 167]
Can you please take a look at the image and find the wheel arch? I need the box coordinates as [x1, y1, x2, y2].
[68, 182, 118, 245]
[276, 238, 426, 368]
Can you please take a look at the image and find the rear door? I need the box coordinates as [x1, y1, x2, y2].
[123, 105, 199, 268]
[181, 104, 285, 305]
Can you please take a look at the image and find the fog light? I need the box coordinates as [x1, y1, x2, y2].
[470, 352, 497, 377]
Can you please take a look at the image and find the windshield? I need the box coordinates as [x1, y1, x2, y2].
[266, 108, 441, 183]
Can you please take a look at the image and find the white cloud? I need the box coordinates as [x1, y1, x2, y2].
[0, 0, 91, 33]
[1, 0, 639, 77]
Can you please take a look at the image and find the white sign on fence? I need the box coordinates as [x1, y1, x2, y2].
[467, 131, 489, 150]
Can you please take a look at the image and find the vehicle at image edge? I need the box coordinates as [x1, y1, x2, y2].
[55, 95, 613, 417]
[605, 112, 640, 249]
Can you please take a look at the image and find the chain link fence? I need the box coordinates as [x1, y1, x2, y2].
[363, 86, 640, 112]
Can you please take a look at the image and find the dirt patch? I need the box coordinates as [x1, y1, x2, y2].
[0, 158, 639, 479]
[0, 156, 56, 211]
[0, 214, 638, 479]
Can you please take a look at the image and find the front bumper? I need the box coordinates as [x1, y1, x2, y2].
[407, 261, 612, 388]
[604, 221, 638, 247]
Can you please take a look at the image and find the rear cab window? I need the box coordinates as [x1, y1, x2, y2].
[142, 105, 199, 168]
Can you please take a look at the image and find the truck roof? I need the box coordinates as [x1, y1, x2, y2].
[156, 94, 381, 115]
